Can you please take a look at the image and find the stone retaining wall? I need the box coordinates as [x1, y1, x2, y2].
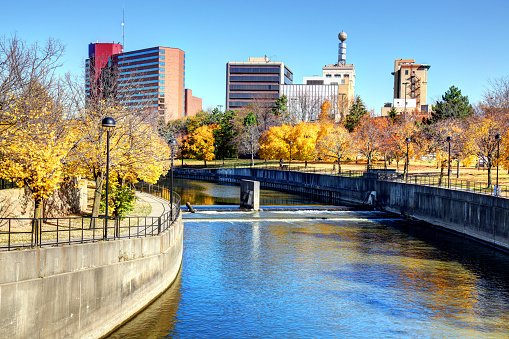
[0, 214, 183, 339]
[175, 168, 509, 251]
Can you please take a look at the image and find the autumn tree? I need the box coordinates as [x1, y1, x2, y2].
[319, 100, 333, 122]
[352, 114, 383, 169]
[467, 111, 506, 186]
[291, 122, 320, 167]
[259, 124, 293, 161]
[0, 85, 74, 219]
[182, 124, 219, 166]
[317, 122, 352, 173]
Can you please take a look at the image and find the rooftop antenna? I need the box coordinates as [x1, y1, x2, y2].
[338, 30, 347, 65]
[121, 7, 125, 51]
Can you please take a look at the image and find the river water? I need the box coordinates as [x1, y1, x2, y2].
[108, 180, 509, 338]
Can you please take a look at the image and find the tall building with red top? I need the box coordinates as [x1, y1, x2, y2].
[86, 42, 201, 122]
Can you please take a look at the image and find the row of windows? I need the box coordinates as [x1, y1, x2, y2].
[230, 76, 280, 82]
[229, 93, 279, 99]
[284, 67, 293, 81]
[230, 84, 279, 91]
[284, 77, 292, 85]
[119, 86, 160, 92]
[118, 56, 158, 65]
[120, 67, 159, 75]
[120, 94, 158, 100]
[118, 49, 159, 59]
[119, 61, 159, 70]
[119, 73, 160, 81]
[229, 101, 275, 107]
[325, 74, 349, 78]
[119, 79, 158, 86]
[229, 67, 280, 74]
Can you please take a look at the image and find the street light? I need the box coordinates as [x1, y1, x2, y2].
[289, 141, 293, 170]
[446, 136, 452, 188]
[402, 82, 409, 119]
[101, 117, 116, 239]
[405, 137, 411, 180]
[169, 138, 178, 221]
[250, 140, 254, 167]
[495, 134, 501, 195]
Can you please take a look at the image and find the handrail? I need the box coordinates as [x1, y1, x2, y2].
[0, 182, 180, 251]
[175, 165, 508, 198]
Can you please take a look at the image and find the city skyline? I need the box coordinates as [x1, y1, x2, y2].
[1, 0, 508, 114]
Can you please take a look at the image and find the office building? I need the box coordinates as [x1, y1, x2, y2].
[86, 42, 201, 122]
[285, 31, 355, 122]
[280, 84, 340, 122]
[381, 59, 430, 116]
[226, 56, 293, 111]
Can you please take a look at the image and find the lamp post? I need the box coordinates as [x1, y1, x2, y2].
[446, 136, 452, 188]
[405, 137, 411, 180]
[289, 141, 293, 170]
[495, 134, 501, 195]
[101, 117, 116, 239]
[169, 138, 178, 221]
[402, 82, 409, 119]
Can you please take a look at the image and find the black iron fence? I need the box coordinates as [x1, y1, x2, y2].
[0, 179, 16, 190]
[0, 182, 180, 251]
[178, 164, 508, 198]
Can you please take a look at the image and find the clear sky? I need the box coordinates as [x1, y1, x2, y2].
[2, 0, 508, 114]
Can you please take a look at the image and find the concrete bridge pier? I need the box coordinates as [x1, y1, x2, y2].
[240, 180, 260, 211]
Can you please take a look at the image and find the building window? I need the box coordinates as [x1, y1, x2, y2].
[160, 62, 165, 66]
[405, 70, 409, 75]
[160, 49, 165, 54]
[160, 68, 165, 72]
[326, 74, 332, 78]
[344, 74, 349, 77]
[160, 73, 165, 78]
[160, 56, 165, 60]
[159, 98, 165, 103]
[159, 92, 165, 97]
[334, 74, 341, 78]
[160, 80, 165, 85]
[159, 86, 165, 91]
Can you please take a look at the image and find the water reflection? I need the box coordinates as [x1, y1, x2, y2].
[110, 180, 509, 338]
[109, 209, 509, 338]
[158, 178, 320, 206]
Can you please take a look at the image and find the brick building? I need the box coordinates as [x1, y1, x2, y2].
[86, 43, 201, 122]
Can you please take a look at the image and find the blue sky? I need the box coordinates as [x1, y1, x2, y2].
[2, 0, 508, 114]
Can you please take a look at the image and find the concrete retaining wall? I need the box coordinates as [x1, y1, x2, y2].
[0, 214, 183, 339]
[175, 168, 509, 251]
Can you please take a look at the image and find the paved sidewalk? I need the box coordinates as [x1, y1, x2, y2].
[136, 192, 172, 217]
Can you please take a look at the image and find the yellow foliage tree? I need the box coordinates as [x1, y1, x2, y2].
[0, 88, 74, 219]
[291, 122, 319, 167]
[318, 100, 332, 122]
[259, 124, 293, 161]
[182, 124, 218, 166]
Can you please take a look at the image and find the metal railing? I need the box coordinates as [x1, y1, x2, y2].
[177, 164, 508, 198]
[0, 182, 180, 251]
[0, 179, 16, 190]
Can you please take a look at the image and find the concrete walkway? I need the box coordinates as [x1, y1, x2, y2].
[135, 192, 172, 217]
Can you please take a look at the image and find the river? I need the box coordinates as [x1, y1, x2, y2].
[107, 179, 509, 338]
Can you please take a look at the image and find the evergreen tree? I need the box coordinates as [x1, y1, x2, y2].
[271, 95, 288, 117]
[214, 110, 237, 159]
[388, 106, 398, 122]
[344, 96, 368, 132]
[425, 85, 473, 124]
